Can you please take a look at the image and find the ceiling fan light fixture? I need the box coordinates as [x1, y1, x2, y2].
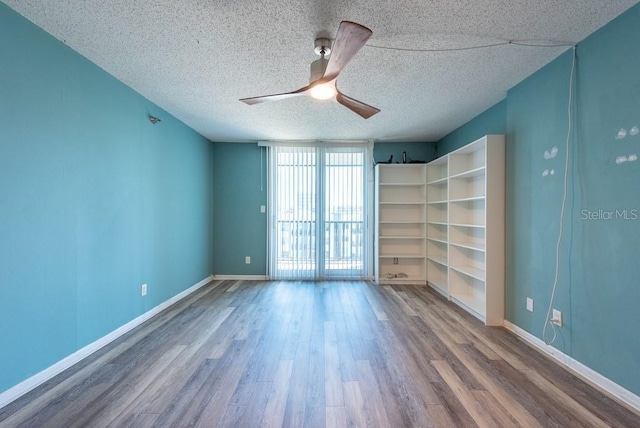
[310, 82, 336, 100]
[308, 50, 334, 100]
[240, 21, 379, 118]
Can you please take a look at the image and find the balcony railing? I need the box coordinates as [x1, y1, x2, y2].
[276, 220, 364, 271]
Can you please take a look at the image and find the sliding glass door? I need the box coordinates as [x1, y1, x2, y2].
[267, 143, 371, 280]
[270, 146, 318, 278]
[324, 150, 365, 277]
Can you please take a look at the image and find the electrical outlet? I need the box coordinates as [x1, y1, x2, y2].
[245, 256, 251, 264]
[393, 257, 399, 265]
[526, 297, 534, 312]
[260, 205, 266, 213]
[141, 283, 147, 296]
[552, 309, 562, 327]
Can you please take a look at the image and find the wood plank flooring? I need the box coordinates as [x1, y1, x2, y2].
[1, 280, 638, 427]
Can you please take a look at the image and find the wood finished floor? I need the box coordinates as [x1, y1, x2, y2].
[1, 280, 638, 427]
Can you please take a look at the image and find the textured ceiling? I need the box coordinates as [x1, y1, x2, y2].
[5, 0, 639, 142]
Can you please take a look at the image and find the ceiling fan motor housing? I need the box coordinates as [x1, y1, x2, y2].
[314, 37, 331, 56]
[309, 56, 329, 84]
[310, 38, 331, 84]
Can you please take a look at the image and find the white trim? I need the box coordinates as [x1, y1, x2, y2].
[213, 275, 269, 280]
[0, 275, 214, 410]
[503, 320, 640, 413]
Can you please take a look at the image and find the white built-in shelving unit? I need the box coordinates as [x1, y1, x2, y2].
[374, 135, 505, 326]
[447, 136, 503, 325]
[374, 164, 427, 284]
[426, 155, 449, 297]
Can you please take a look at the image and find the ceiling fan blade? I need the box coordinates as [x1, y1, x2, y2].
[322, 21, 372, 82]
[240, 85, 311, 105]
[336, 89, 380, 119]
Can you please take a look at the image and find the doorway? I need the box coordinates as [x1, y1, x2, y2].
[266, 143, 372, 279]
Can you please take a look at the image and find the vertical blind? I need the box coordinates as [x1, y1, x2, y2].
[263, 142, 373, 280]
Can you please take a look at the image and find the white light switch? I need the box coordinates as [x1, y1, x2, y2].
[260, 205, 266, 213]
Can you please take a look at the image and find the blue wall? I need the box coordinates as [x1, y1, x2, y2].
[437, 100, 507, 156]
[212, 143, 267, 275]
[0, 3, 213, 394]
[505, 49, 576, 350]
[570, 6, 640, 391]
[438, 4, 640, 396]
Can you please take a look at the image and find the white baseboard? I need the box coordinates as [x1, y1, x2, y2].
[213, 275, 269, 280]
[0, 275, 214, 410]
[503, 320, 640, 413]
